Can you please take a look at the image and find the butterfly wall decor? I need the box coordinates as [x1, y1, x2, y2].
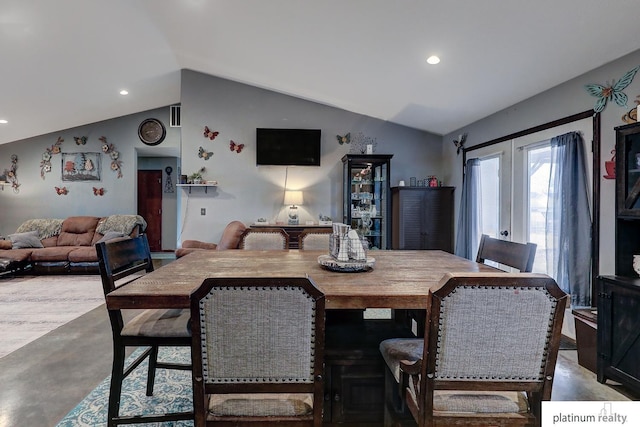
[198, 146, 213, 160]
[585, 65, 640, 114]
[74, 136, 87, 145]
[229, 140, 244, 153]
[92, 187, 105, 196]
[54, 186, 68, 195]
[203, 126, 219, 140]
[337, 133, 351, 145]
[453, 132, 467, 155]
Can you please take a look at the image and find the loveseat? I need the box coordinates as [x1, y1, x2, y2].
[0, 215, 146, 275]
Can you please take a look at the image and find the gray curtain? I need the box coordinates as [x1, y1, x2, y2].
[546, 131, 592, 307]
[455, 158, 482, 260]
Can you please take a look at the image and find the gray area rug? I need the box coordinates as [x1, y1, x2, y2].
[56, 347, 193, 426]
[0, 275, 105, 358]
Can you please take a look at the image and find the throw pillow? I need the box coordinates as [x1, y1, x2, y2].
[96, 231, 127, 244]
[8, 231, 44, 249]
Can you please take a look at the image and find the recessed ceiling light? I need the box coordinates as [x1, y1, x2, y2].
[0, 119, 8, 124]
[119, 89, 129, 95]
[426, 55, 440, 65]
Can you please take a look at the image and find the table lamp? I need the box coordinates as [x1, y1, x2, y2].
[284, 190, 303, 225]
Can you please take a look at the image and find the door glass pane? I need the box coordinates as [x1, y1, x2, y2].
[527, 145, 551, 274]
[478, 156, 500, 238]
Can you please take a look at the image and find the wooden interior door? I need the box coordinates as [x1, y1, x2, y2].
[138, 170, 162, 252]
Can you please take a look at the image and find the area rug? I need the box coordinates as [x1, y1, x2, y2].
[0, 275, 105, 358]
[56, 347, 193, 427]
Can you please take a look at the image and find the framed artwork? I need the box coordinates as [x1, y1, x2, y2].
[61, 152, 101, 181]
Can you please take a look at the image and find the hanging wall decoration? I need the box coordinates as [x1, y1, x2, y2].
[621, 95, 640, 124]
[54, 186, 69, 195]
[99, 136, 123, 178]
[74, 136, 87, 145]
[452, 132, 467, 155]
[350, 132, 377, 154]
[585, 65, 640, 114]
[336, 133, 351, 145]
[198, 146, 213, 160]
[604, 149, 616, 180]
[203, 126, 219, 140]
[61, 152, 101, 181]
[229, 140, 244, 153]
[1, 154, 20, 193]
[92, 187, 105, 196]
[164, 166, 174, 193]
[40, 137, 63, 179]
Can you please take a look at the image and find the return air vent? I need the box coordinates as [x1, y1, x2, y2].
[169, 105, 181, 127]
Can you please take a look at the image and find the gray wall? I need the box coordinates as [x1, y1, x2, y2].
[442, 48, 640, 277]
[177, 70, 442, 244]
[1, 70, 442, 248]
[0, 107, 181, 246]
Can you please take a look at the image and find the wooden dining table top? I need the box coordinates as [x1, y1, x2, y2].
[106, 249, 496, 310]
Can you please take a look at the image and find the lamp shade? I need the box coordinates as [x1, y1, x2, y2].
[284, 190, 303, 206]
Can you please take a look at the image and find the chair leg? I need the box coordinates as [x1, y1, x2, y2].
[108, 345, 126, 427]
[146, 345, 159, 396]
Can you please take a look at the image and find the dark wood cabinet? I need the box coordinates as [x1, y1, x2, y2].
[323, 319, 414, 426]
[391, 186, 454, 251]
[596, 121, 640, 395]
[597, 276, 640, 394]
[249, 224, 332, 249]
[342, 154, 393, 250]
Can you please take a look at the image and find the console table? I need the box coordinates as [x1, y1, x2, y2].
[250, 224, 332, 249]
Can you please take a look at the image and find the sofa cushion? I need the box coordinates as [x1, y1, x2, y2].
[68, 246, 99, 263]
[29, 246, 78, 262]
[8, 231, 44, 249]
[0, 248, 33, 262]
[57, 216, 100, 246]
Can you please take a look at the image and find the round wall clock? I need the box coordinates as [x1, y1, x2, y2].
[138, 118, 166, 146]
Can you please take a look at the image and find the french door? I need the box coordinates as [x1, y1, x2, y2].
[466, 118, 593, 274]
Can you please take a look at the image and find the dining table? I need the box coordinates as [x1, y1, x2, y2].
[106, 249, 496, 311]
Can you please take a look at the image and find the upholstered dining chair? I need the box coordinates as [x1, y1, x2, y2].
[239, 227, 289, 250]
[404, 235, 538, 337]
[476, 234, 537, 272]
[190, 277, 326, 426]
[298, 228, 332, 250]
[379, 272, 566, 427]
[96, 235, 193, 427]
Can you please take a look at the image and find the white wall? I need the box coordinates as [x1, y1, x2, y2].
[442, 48, 640, 277]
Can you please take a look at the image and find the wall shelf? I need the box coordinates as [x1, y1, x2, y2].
[177, 183, 217, 194]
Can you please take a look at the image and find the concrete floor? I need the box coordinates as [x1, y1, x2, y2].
[0, 258, 637, 426]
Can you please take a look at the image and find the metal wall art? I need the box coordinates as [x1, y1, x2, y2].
[585, 65, 639, 114]
[99, 136, 122, 178]
[40, 137, 63, 179]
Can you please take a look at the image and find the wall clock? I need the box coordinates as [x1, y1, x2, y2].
[138, 118, 166, 146]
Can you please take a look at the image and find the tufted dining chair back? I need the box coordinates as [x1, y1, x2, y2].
[239, 228, 289, 250]
[190, 277, 325, 426]
[381, 272, 566, 427]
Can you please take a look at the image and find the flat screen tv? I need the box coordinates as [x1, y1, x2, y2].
[256, 128, 321, 166]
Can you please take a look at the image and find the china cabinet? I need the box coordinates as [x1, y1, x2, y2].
[342, 154, 393, 250]
[596, 121, 640, 394]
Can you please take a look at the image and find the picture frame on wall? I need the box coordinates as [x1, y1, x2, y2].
[61, 152, 101, 181]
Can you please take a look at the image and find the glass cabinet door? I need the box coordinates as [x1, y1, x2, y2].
[342, 154, 392, 249]
[616, 122, 640, 217]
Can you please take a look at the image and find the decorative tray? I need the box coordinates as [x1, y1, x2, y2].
[317, 254, 375, 273]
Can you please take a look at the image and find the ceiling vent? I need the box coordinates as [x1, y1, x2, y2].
[169, 105, 181, 127]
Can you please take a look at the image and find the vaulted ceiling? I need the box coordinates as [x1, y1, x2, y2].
[2, 0, 640, 146]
